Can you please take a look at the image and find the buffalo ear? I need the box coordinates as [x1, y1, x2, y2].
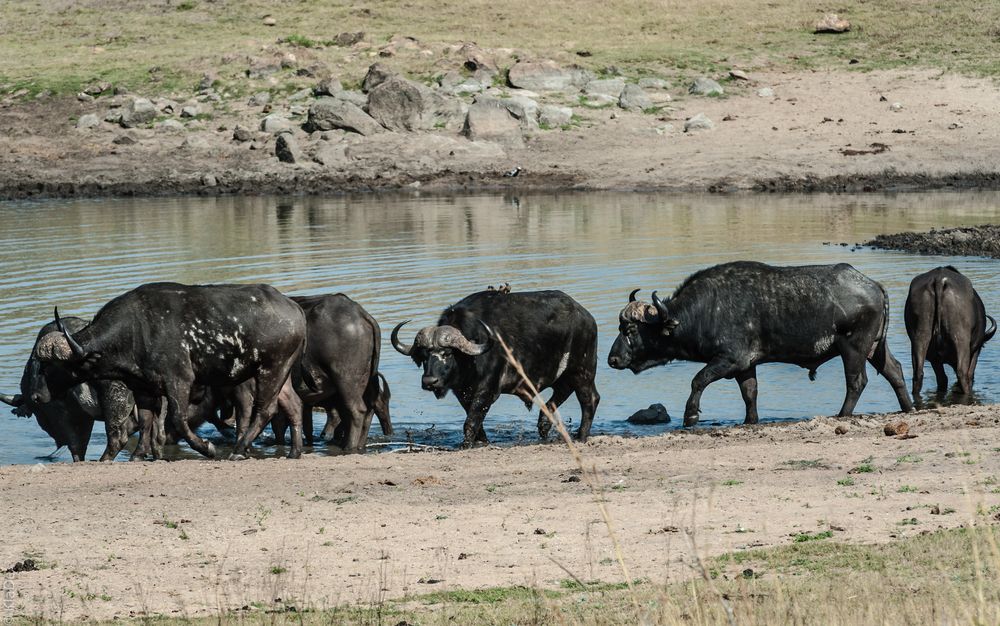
[662, 319, 680, 336]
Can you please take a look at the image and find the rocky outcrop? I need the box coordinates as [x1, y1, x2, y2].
[507, 60, 592, 91]
[366, 76, 465, 132]
[306, 98, 384, 135]
[462, 99, 522, 145]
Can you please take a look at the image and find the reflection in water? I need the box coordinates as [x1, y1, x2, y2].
[1, 191, 999, 464]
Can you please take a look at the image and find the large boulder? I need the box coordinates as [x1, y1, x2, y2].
[507, 60, 592, 91]
[75, 113, 101, 130]
[306, 98, 384, 135]
[619, 84, 653, 111]
[362, 63, 394, 93]
[366, 76, 465, 132]
[260, 114, 292, 134]
[539, 105, 573, 128]
[499, 94, 539, 131]
[119, 97, 157, 128]
[584, 78, 626, 98]
[462, 99, 522, 145]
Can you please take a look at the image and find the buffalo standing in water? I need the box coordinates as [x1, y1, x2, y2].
[392, 290, 600, 446]
[904, 266, 996, 398]
[608, 262, 913, 426]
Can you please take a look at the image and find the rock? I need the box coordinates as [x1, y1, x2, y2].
[113, 85, 129, 95]
[119, 97, 157, 128]
[367, 76, 465, 131]
[262, 16, 276, 26]
[306, 98, 384, 135]
[103, 110, 122, 124]
[626, 404, 671, 425]
[312, 142, 348, 166]
[757, 87, 775, 97]
[539, 104, 573, 127]
[684, 113, 714, 132]
[362, 63, 394, 93]
[180, 136, 210, 150]
[260, 114, 292, 134]
[201, 173, 217, 187]
[155, 119, 185, 133]
[507, 60, 592, 91]
[638, 77, 669, 90]
[332, 89, 368, 108]
[688, 77, 724, 96]
[462, 100, 522, 145]
[313, 78, 343, 97]
[76, 113, 101, 129]
[890, 102, 903, 112]
[884, 421, 909, 437]
[77, 92, 95, 102]
[112, 134, 138, 145]
[458, 42, 498, 73]
[619, 84, 653, 111]
[83, 81, 111, 96]
[198, 73, 216, 92]
[581, 94, 617, 108]
[247, 91, 271, 107]
[729, 69, 750, 81]
[498, 94, 539, 131]
[275, 133, 301, 163]
[654, 124, 675, 135]
[180, 104, 200, 118]
[834, 424, 849, 435]
[815, 13, 851, 33]
[232, 125, 254, 142]
[584, 77, 626, 98]
[280, 53, 297, 70]
[332, 31, 365, 47]
[288, 88, 313, 102]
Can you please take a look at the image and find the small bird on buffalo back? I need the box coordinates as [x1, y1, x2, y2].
[487, 282, 511, 294]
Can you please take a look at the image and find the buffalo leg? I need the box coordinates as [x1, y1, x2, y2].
[954, 341, 973, 396]
[335, 396, 368, 453]
[232, 368, 292, 459]
[98, 384, 135, 462]
[574, 381, 600, 442]
[166, 385, 216, 459]
[538, 380, 574, 440]
[909, 332, 931, 400]
[270, 412, 288, 446]
[868, 340, 914, 412]
[276, 380, 303, 459]
[374, 375, 393, 436]
[837, 349, 868, 417]
[321, 406, 341, 443]
[684, 359, 738, 426]
[931, 360, 949, 395]
[735, 367, 759, 424]
[459, 391, 499, 448]
[302, 404, 314, 447]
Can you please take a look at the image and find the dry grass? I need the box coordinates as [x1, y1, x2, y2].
[2, 0, 1000, 97]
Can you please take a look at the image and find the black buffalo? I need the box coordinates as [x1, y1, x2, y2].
[270, 293, 393, 452]
[391, 289, 600, 446]
[33, 282, 307, 459]
[2, 317, 135, 461]
[904, 266, 996, 398]
[608, 262, 913, 426]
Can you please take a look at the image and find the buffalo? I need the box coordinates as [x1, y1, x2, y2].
[32, 283, 307, 459]
[904, 266, 996, 398]
[608, 262, 913, 426]
[392, 289, 599, 446]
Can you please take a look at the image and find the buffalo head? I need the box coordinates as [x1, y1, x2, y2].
[607, 289, 680, 373]
[32, 308, 102, 399]
[391, 320, 492, 398]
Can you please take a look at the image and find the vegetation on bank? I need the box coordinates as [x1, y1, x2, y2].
[2, 0, 1000, 99]
[9, 525, 996, 625]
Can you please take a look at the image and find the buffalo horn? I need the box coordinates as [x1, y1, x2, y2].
[390, 320, 414, 356]
[628, 288, 640, 302]
[0, 393, 21, 407]
[450, 324, 492, 356]
[651, 291, 669, 319]
[54, 307, 87, 358]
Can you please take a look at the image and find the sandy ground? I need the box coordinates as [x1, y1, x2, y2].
[3, 69, 1000, 199]
[2, 404, 999, 621]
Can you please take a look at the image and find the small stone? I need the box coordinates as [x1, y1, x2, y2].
[83, 81, 111, 96]
[757, 87, 775, 97]
[201, 173, 217, 187]
[883, 421, 909, 437]
[584, 77, 626, 98]
[834, 424, 848, 435]
[288, 88, 313, 102]
[275, 132, 301, 163]
[890, 102, 903, 112]
[113, 85, 129, 95]
[77, 92, 95, 102]
[119, 97, 157, 128]
[262, 16, 276, 26]
[948, 122, 963, 130]
[637, 77, 669, 90]
[313, 78, 343, 97]
[689, 77, 724, 96]
[533, 528, 546, 535]
[332, 31, 365, 47]
[180, 104, 200, 118]
[627, 404, 671, 425]
[729, 69, 750, 81]
[815, 13, 851, 34]
[619, 83, 653, 111]
[684, 113, 714, 132]
[249, 91, 271, 107]
[260, 114, 292, 134]
[539, 105, 573, 128]
[75, 113, 101, 129]
[280, 53, 297, 69]
[654, 124, 674, 135]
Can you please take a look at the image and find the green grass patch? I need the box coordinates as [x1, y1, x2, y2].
[793, 530, 833, 543]
[837, 477, 855, 486]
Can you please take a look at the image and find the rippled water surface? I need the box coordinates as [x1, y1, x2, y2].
[2, 191, 1000, 464]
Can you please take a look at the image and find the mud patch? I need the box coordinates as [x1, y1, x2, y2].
[866, 224, 1000, 258]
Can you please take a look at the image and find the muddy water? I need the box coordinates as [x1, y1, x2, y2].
[1, 191, 999, 464]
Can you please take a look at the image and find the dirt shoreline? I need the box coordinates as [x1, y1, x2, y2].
[5, 69, 1000, 201]
[2, 404, 999, 621]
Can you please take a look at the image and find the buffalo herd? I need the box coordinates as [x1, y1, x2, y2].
[2, 262, 994, 462]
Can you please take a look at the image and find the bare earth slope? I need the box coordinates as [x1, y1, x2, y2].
[2, 405, 998, 621]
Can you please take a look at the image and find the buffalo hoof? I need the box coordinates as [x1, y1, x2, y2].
[683, 416, 699, 427]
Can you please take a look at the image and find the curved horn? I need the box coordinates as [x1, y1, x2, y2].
[54, 307, 86, 358]
[628, 288, 640, 302]
[0, 393, 22, 407]
[651, 291, 669, 319]
[390, 320, 414, 356]
[443, 323, 492, 356]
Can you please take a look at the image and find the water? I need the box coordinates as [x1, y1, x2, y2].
[2, 191, 999, 464]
